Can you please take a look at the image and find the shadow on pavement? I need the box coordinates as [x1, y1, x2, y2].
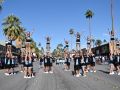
[98, 70, 109, 74]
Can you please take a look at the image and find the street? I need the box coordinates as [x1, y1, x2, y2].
[0, 62, 120, 90]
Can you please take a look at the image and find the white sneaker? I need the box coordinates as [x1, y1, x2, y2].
[76, 74, 80, 77]
[94, 70, 96, 73]
[49, 71, 53, 74]
[20, 71, 23, 73]
[90, 70, 93, 72]
[83, 75, 87, 77]
[118, 73, 120, 75]
[109, 72, 114, 75]
[32, 75, 35, 77]
[67, 69, 71, 71]
[64, 69, 68, 71]
[9, 73, 13, 75]
[44, 72, 49, 73]
[24, 76, 28, 78]
[10, 73, 16, 75]
[86, 70, 88, 73]
[5, 73, 9, 76]
[27, 76, 31, 79]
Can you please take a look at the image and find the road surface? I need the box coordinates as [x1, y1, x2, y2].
[0, 61, 120, 90]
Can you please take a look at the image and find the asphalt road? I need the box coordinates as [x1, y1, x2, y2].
[0, 61, 120, 90]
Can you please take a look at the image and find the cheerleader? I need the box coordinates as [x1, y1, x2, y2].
[116, 53, 120, 75]
[82, 54, 89, 77]
[73, 51, 81, 77]
[84, 53, 89, 73]
[39, 56, 43, 68]
[109, 53, 115, 75]
[64, 53, 71, 71]
[48, 54, 53, 73]
[24, 53, 33, 78]
[89, 53, 96, 73]
[110, 53, 120, 75]
[43, 55, 49, 73]
[4, 53, 10, 76]
[20, 55, 25, 72]
[10, 56, 16, 75]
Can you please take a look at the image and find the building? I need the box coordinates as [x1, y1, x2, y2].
[0, 41, 20, 58]
[92, 43, 110, 56]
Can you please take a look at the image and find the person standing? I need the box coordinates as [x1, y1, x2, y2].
[109, 53, 115, 75]
[73, 51, 81, 77]
[43, 55, 49, 73]
[24, 52, 33, 78]
[89, 53, 96, 73]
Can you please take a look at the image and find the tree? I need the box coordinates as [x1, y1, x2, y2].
[30, 39, 36, 49]
[85, 9, 94, 53]
[103, 39, 107, 43]
[38, 42, 41, 47]
[85, 9, 94, 40]
[16, 27, 26, 48]
[2, 15, 22, 42]
[30, 39, 42, 58]
[52, 49, 57, 57]
[57, 43, 63, 49]
[95, 39, 102, 47]
[52, 44, 64, 58]
[69, 28, 74, 51]
[41, 47, 44, 54]
[57, 44, 64, 57]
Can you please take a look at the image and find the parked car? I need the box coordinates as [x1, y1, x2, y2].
[56, 59, 60, 65]
[59, 58, 65, 64]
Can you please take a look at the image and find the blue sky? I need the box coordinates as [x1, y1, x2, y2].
[0, 0, 120, 51]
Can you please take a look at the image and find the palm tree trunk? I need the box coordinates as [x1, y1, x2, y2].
[89, 18, 92, 53]
[111, 0, 116, 54]
[71, 35, 73, 51]
[89, 18, 91, 39]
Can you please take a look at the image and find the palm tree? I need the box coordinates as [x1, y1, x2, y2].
[41, 47, 44, 54]
[16, 27, 26, 48]
[95, 39, 102, 47]
[85, 9, 94, 39]
[30, 39, 36, 50]
[2, 15, 22, 42]
[69, 28, 74, 51]
[56, 44, 64, 57]
[35, 47, 41, 58]
[85, 9, 94, 53]
[103, 39, 107, 44]
[38, 42, 41, 47]
[57, 43, 63, 49]
[52, 49, 57, 57]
